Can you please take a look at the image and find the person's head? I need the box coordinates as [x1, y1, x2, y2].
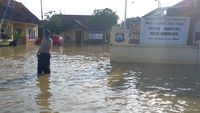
[45, 30, 50, 37]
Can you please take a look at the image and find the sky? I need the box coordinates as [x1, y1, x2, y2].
[15, 0, 182, 22]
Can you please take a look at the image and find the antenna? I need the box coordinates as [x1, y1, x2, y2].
[155, 0, 161, 8]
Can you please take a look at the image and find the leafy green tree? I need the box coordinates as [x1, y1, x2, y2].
[44, 10, 56, 21]
[44, 14, 65, 34]
[40, 11, 65, 35]
[89, 8, 119, 31]
[13, 31, 23, 40]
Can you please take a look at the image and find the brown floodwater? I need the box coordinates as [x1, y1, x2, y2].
[0, 45, 200, 113]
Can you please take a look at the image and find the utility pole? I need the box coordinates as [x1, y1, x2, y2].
[40, 0, 45, 36]
[124, 0, 134, 28]
[124, 0, 127, 28]
[40, 0, 43, 21]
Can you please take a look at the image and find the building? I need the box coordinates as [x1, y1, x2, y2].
[168, 0, 200, 45]
[53, 15, 107, 45]
[57, 15, 91, 45]
[126, 17, 141, 44]
[0, 0, 40, 44]
[143, 0, 200, 45]
[110, 0, 200, 65]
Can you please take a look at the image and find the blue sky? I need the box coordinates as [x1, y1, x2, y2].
[16, 0, 182, 21]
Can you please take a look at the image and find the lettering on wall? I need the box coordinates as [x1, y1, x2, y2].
[89, 33, 103, 40]
[140, 17, 190, 45]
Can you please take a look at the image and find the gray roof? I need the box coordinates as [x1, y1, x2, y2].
[0, 0, 40, 24]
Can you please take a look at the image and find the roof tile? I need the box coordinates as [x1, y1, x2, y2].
[0, 0, 40, 24]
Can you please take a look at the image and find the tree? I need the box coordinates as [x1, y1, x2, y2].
[44, 14, 65, 34]
[44, 10, 56, 21]
[13, 31, 23, 40]
[89, 8, 119, 31]
[40, 11, 65, 35]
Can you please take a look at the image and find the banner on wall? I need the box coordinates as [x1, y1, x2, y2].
[140, 17, 190, 45]
[89, 32, 103, 40]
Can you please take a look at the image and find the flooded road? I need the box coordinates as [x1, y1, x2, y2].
[0, 45, 200, 113]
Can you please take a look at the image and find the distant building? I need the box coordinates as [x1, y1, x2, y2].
[54, 15, 107, 45]
[143, 0, 200, 45]
[110, 0, 200, 65]
[126, 17, 141, 44]
[0, 0, 40, 44]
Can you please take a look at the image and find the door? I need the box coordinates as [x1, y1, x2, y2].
[76, 30, 82, 45]
[194, 20, 200, 45]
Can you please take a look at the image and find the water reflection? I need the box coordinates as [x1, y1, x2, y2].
[0, 45, 200, 113]
[0, 45, 38, 58]
[106, 63, 141, 112]
[133, 64, 200, 97]
[35, 75, 52, 113]
[107, 67, 128, 90]
[0, 46, 26, 58]
[109, 63, 200, 112]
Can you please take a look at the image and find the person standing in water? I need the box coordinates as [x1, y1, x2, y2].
[37, 30, 53, 75]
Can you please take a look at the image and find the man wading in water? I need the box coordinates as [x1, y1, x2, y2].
[37, 30, 53, 75]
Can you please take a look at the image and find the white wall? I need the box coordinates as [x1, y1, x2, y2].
[110, 45, 200, 65]
[110, 26, 129, 45]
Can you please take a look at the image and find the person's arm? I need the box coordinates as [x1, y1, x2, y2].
[37, 36, 45, 57]
[37, 50, 40, 58]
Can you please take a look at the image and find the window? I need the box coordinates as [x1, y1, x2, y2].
[195, 32, 200, 41]
[29, 29, 35, 40]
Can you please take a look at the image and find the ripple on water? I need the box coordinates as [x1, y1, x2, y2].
[1, 46, 200, 113]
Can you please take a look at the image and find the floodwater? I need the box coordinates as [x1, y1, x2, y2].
[0, 45, 200, 113]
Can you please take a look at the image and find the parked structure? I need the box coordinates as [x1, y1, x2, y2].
[0, 0, 40, 45]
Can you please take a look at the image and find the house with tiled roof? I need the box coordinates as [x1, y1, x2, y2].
[53, 14, 106, 45]
[0, 0, 40, 44]
[58, 15, 90, 44]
